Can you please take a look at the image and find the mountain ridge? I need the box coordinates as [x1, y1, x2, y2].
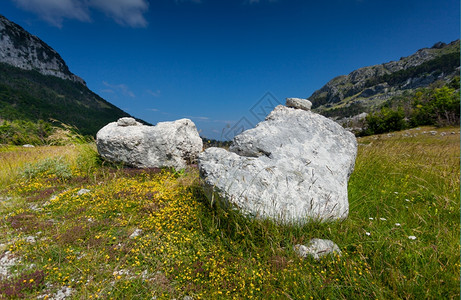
[0, 14, 143, 139]
[0, 14, 85, 85]
[309, 40, 460, 120]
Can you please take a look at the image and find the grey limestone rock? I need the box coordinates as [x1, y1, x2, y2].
[117, 117, 141, 127]
[96, 117, 202, 170]
[198, 105, 357, 224]
[286, 98, 312, 111]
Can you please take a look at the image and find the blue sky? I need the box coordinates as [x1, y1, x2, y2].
[2, 0, 460, 139]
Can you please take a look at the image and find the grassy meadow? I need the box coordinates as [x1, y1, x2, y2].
[0, 126, 459, 299]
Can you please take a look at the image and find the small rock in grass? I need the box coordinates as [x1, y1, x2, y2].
[294, 238, 341, 260]
[0, 196, 12, 202]
[53, 286, 74, 300]
[29, 204, 42, 211]
[25, 236, 36, 243]
[0, 251, 18, 279]
[77, 189, 91, 196]
[408, 235, 417, 240]
[129, 229, 143, 239]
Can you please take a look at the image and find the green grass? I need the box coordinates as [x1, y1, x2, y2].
[0, 126, 459, 299]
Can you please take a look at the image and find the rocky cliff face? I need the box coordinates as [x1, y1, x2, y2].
[0, 14, 85, 85]
[309, 40, 460, 115]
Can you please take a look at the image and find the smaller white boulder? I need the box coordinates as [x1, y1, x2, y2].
[97, 117, 203, 170]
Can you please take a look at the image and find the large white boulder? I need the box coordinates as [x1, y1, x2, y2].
[198, 105, 357, 224]
[96, 117, 202, 170]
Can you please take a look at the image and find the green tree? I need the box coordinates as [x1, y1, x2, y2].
[410, 85, 460, 127]
[431, 86, 460, 126]
[364, 107, 407, 135]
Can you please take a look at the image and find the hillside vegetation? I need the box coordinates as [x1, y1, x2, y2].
[0, 63, 133, 137]
[361, 79, 460, 135]
[0, 127, 459, 299]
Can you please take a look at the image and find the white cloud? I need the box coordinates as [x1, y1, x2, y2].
[11, 0, 149, 28]
[103, 81, 136, 98]
[146, 89, 161, 97]
[88, 0, 149, 27]
[12, 0, 90, 28]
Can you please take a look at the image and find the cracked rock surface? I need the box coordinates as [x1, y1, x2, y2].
[198, 105, 357, 224]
